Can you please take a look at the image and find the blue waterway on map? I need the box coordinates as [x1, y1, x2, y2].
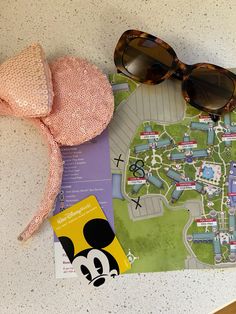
[112, 173, 124, 200]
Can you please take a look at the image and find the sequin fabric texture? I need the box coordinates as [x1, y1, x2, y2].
[18, 119, 63, 241]
[0, 44, 114, 241]
[43, 57, 114, 146]
[0, 44, 53, 117]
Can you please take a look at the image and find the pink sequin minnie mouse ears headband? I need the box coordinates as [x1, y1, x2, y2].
[0, 44, 114, 241]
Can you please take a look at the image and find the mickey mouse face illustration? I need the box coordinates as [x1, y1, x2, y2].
[59, 218, 119, 287]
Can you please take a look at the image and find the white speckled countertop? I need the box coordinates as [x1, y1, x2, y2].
[0, 1, 236, 313]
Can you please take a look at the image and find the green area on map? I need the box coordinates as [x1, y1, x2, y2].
[110, 73, 236, 272]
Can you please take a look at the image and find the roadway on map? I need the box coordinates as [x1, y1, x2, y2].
[109, 82, 236, 269]
[109, 80, 185, 172]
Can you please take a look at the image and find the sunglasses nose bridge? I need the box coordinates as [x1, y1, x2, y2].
[172, 60, 188, 81]
[177, 60, 189, 73]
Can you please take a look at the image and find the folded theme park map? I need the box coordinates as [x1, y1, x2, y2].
[109, 72, 236, 273]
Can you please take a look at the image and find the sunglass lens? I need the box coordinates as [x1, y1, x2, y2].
[122, 38, 174, 82]
[185, 67, 234, 111]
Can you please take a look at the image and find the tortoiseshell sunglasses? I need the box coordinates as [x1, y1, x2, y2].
[114, 30, 236, 119]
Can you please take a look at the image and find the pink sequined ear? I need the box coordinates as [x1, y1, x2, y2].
[42, 57, 114, 146]
[0, 44, 53, 117]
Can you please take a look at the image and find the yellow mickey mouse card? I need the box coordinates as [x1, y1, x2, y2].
[49, 195, 131, 286]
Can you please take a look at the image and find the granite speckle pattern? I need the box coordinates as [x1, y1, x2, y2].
[0, 1, 236, 313]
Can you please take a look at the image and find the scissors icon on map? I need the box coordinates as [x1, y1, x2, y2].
[129, 159, 145, 178]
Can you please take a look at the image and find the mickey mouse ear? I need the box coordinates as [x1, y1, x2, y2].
[83, 219, 115, 249]
[42, 57, 114, 146]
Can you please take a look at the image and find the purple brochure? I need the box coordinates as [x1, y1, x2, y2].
[53, 129, 113, 278]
